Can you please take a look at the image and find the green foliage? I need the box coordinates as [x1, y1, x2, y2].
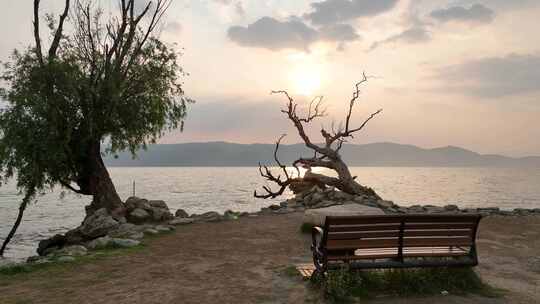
[311, 266, 501, 303]
[300, 223, 314, 234]
[0, 2, 192, 200]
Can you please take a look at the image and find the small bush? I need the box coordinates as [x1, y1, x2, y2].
[312, 266, 500, 303]
[300, 223, 314, 234]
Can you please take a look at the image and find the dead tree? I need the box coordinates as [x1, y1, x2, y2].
[254, 73, 382, 199]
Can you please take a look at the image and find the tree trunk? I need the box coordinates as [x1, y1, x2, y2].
[0, 195, 30, 256]
[77, 141, 124, 218]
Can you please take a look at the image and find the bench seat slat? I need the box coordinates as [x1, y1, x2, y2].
[328, 224, 400, 232]
[327, 246, 470, 260]
[327, 231, 399, 239]
[403, 237, 473, 247]
[327, 238, 399, 250]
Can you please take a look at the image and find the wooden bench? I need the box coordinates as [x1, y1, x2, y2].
[311, 214, 482, 276]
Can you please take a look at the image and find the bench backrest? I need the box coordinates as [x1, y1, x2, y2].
[322, 214, 482, 252]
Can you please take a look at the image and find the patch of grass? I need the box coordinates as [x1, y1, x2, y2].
[300, 223, 314, 234]
[0, 244, 146, 282]
[311, 266, 503, 303]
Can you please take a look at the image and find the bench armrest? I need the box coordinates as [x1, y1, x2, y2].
[311, 226, 324, 250]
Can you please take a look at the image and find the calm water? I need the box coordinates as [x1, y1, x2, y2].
[1, 166, 539, 260]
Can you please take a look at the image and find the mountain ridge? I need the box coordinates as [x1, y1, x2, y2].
[103, 141, 540, 167]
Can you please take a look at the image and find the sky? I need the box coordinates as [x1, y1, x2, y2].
[1, 0, 539, 157]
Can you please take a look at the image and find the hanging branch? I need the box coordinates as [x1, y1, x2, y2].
[0, 187, 36, 257]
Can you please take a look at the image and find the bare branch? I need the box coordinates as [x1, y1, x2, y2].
[48, 0, 71, 61]
[33, 0, 44, 66]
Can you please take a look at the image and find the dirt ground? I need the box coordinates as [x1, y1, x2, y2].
[1, 213, 539, 304]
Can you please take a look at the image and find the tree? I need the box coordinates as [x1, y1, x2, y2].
[254, 74, 381, 199]
[0, 0, 191, 256]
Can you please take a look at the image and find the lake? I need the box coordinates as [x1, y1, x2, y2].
[1, 166, 539, 260]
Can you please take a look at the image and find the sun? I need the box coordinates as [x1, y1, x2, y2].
[289, 65, 322, 96]
[287, 54, 324, 96]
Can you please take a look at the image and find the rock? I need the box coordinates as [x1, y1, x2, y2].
[128, 208, 151, 224]
[56, 256, 76, 263]
[533, 208, 540, 214]
[197, 211, 222, 222]
[80, 208, 120, 239]
[424, 205, 446, 213]
[408, 205, 426, 213]
[312, 200, 340, 209]
[478, 207, 500, 215]
[444, 204, 459, 211]
[151, 207, 174, 222]
[110, 238, 140, 248]
[149, 200, 168, 210]
[144, 228, 159, 235]
[333, 191, 353, 201]
[303, 204, 385, 226]
[514, 208, 530, 215]
[37, 234, 67, 256]
[307, 192, 325, 206]
[26, 256, 51, 264]
[125, 197, 151, 212]
[155, 225, 173, 233]
[175, 209, 189, 218]
[377, 200, 395, 209]
[169, 217, 195, 226]
[51, 245, 88, 257]
[86, 236, 112, 250]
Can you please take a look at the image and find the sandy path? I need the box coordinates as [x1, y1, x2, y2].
[1, 213, 539, 303]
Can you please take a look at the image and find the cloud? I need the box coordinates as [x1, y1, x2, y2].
[369, 26, 431, 51]
[228, 17, 318, 51]
[227, 17, 359, 51]
[430, 4, 495, 24]
[434, 53, 540, 97]
[304, 0, 398, 26]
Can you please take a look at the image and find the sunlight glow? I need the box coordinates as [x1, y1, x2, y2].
[287, 52, 325, 96]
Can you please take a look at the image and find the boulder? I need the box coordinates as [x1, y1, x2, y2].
[197, 211, 222, 222]
[37, 234, 67, 256]
[86, 236, 112, 250]
[110, 238, 140, 248]
[128, 208, 151, 224]
[303, 204, 385, 226]
[80, 208, 120, 239]
[175, 209, 189, 218]
[149, 200, 168, 210]
[312, 200, 340, 209]
[150, 207, 174, 222]
[444, 204, 459, 212]
[51, 245, 88, 257]
[125, 197, 151, 212]
[155, 225, 173, 232]
[169, 218, 195, 226]
[424, 205, 446, 213]
[144, 228, 159, 235]
[377, 200, 395, 209]
[269, 204, 281, 211]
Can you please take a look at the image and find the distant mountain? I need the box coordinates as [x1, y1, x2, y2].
[103, 142, 540, 167]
